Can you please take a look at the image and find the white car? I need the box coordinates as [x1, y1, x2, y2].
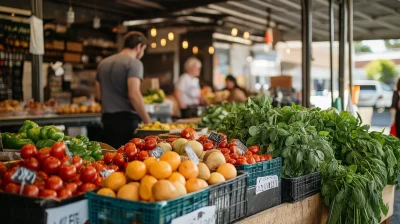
[354, 80, 393, 108]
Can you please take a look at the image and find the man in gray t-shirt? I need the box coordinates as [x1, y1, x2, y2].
[95, 31, 151, 148]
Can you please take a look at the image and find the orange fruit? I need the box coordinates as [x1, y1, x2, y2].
[128, 182, 140, 188]
[139, 175, 158, 201]
[97, 188, 116, 197]
[117, 184, 139, 201]
[178, 160, 199, 180]
[160, 151, 181, 171]
[152, 180, 178, 201]
[168, 172, 186, 185]
[217, 163, 237, 180]
[102, 172, 127, 191]
[172, 181, 187, 197]
[126, 161, 146, 181]
[197, 162, 210, 181]
[208, 172, 225, 185]
[143, 157, 157, 174]
[150, 161, 172, 179]
[185, 178, 208, 193]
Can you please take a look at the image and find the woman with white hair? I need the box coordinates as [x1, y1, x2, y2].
[174, 57, 202, 118]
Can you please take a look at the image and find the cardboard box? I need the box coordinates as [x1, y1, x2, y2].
[141, 78, 159, 94]
[381, 185, 395, 223]
[270, 76, 292, 89]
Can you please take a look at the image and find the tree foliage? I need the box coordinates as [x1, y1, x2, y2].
[365, 59, 398, 84]
[355, 41, 372, 53]
[384, 39, 400, 49]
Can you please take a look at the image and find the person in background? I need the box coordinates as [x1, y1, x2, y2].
[225, 75, 247, 103]
[174, 57, 203, 118]
[95, 31, 152, 148]
[391, 78, 400, 137]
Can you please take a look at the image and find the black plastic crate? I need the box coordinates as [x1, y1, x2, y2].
[236, 157, 282, 187]
[246, 181, 281, 217]
[208, 172, 248, 224]
[0, 192, 86, 224]
[282, 171, 321, 203]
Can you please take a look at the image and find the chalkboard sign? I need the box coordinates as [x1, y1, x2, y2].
[150, 146, 164, 158]
[11, 167, 36, 184]
[184, 146, 199, 164]
[208, 132, 224, 144]
[235, 139, 248, 155]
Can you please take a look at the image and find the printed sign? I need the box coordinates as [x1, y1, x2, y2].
[255, 175, 279, 195]
[46, 199, 88, 224]
[235, 139, 248, 155]
[11, 167, 36, 184]
[150, 146, 164, 158]
[99, 169, 115, 178]
[208, 132, 224, 144]
[171, 205, 216, 224]
[184, 146, 199, 164]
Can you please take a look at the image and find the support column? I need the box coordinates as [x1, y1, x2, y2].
[329, 0, 334, 106]
[31, 0, 43, 102]
[301, 0, 312, 108]
[347, 0, 354, 98]
[338, 0, 347, 109]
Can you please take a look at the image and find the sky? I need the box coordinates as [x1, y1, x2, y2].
[361, 40, 386, 52]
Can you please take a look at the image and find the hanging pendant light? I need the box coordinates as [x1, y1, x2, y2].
[182, 40, 189, 49]
[231, 28, 238, 37]
[208, 46, 214, 54]
[168, 32, 174, 41]
[161, 38, 166, 47]
[93, 16, 101, 29]
[151, 43, 157, 48]
[192, 46, 198, 54]
[243, 31, 250, 40]
[151, 28, 157, 37]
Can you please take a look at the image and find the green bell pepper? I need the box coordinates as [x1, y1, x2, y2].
[36, 139, 56, 149]
[19, 120, 39, 133]
[27, 127, 41, 143]
[47, 127, 64, 141]
[63, 135, 73, 141]
[87, 141, 101, 151]
[93, 154, 104, 161]
[9, 135, 34, 149]
[67, 138, 89, 157]
[81, 155, 95, 163]
[40, 126, 51, 140]
[1, 133, 15, 148]
[76, 134, 89, 144]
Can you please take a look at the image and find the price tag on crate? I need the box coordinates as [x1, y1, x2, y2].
[100, 169, 115, 178]
[171, 205, 216, 224]
[11, 167, 36, 184]
[150, 146, 164, 158]
[208, 132, 224, 144]
[256, 175, 279, 195]
[46, 199, 89, 224]
[184, 146, 199, 164]
[235, 139, 248, 155]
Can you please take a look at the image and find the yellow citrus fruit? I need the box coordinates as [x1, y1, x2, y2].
[217, 163, 237, 180]
[126, 161, 146, 181]
[128, 182, 140, 188]
[139, 175, 158, 201]
[97, 188, 116, 197]
[172, 181, 187, 197]
[150, 161, 172, 180]
[185, 178, 208, 193]
[152, 180, 178, 201]
[143, 157, 157, 174]
[208, 172, 226, 185]
[102, 172, 127, 191]
[160, 151, 181, 171]
[168, 172, 186, 185]
[178, 160, 199, 180]
[197, 162, 211, 181]
[117, 184, 139, 201]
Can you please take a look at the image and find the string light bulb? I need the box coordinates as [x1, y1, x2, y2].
[208, 46, 214, 54]
[231, 28, 238, 37]
[150, 28, 157, 37]
[168, 32, 174, 41]
[243, 31, 250, 39]
[151, 42, 157, 48]
[193, 46, 198, 54]
[182, 40, 189, 49]
[160, 38, 166, 47]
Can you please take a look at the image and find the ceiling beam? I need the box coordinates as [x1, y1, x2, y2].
[126, 0, 165, 10]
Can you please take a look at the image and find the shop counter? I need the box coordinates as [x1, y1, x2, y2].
[0, 113, 102, 127]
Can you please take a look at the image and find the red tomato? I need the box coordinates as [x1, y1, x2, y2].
[117, 147, 124, 154]
[228, 143, 237, 148]
[73, 174, 82, 187]
[265, 154, 273, 160]
[203, 142, 214, 151]
[5, 183, 20, 194]
[93, 176, 103, 187]
[58, 164, 77, 182]
[42, 156, 61, 175]
[198, 135, 209, 143]
[124, 143, 138, 161]
[112, 153, 126, 168]
[230, 153, 239, 160]
[230, 139, 238, 144]
[23, 157, 40, 171]
[181, 128, 198, 140]
[137, 151, 149, 161]
[107, 164, 119, 172]
[46, 176, 63, 192]
[246, 156, 256, 164]
[245, 151, 253, 156]
[0, 164, 7, 176]
[227, 159, 236, 165]
[238, 156, 247, 161]
[80, 166, 98, 183]
[217, 133, 227, 142]
[224, 155, 231, 161]
[72, 156, 83, 171]
[252, 154, 260, 163]
[103, 152, 115, 165]
[131, 138, 145, 150]
[50, 142, 66, 159]
[58, 189, 72, 199]
[39, 189, 57, 198]
[20, 144, 38, 159]
[23, 184, 39, 197]
[93, 163, 105, 172]
[144, 136, 158, 142]
[123, 162, 129, 171]
[220, 148, 230, 155]
[218, 141, 229, 149]
[64, 182, 78, 194]
[229, 145, 240, 154]
[36, 147, 51, 163]
[60, 156, 71, 166]
[2, 170, 16, 187]
[248, 146, 260, 155]
[236, 158, 247, 165]
[144, 139, 157, 151]
[34, 180, 46, 190]
[259, 155, 266, 162]
[79, 183, 96, 192]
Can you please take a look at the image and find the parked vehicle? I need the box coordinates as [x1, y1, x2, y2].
[354, 80, 393, 108]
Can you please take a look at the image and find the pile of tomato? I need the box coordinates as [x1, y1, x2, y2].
[0, 143, 106, 199]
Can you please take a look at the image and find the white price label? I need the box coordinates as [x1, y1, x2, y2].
[150, 146, 164, 158]
[255, 175, 279, 195]
[185, 146, 199, 164]
[171, 206, 216, 224]
[100, 169, 115, 178]
[234, 140, 248, 155]
[46, 199, 88, 224]
[11, 167, 36, 184]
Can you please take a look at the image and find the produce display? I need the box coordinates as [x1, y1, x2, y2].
[143, 89, 166, 104]
[138, 121, 197, 130]
[198, 102, 235, 130]
[55, 103, 101, 114]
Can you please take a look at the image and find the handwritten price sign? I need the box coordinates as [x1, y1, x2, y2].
[255, 175, 279, 195]
[150, 146, 164, 158]
[11, 167, 36, 184]
[171, 206, 216, 224]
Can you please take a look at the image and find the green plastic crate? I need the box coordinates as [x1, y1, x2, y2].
[235, 157, 282, 187]
[86, 187, 209, 224]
